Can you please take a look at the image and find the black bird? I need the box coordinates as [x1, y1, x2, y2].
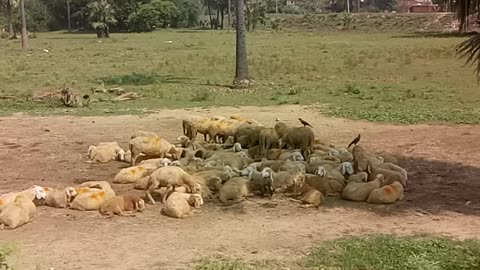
[298, 118, 313, 128]
[347, 134, 361, 149]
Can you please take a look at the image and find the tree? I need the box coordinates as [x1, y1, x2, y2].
[19, 0, 27, 49]
[87, 0, 117, 38]
[127, 3, 160, 32]
[457, 34, 480, 80]
[245, 0, 266, 32]
[233, 0, 253, 88]
[0, 0, 15, 36]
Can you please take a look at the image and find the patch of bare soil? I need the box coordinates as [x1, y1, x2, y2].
[1, 105, 480, 270]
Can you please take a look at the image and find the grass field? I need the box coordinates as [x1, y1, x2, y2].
[1, 29, 479, 123]
[195, 235, 480, 270]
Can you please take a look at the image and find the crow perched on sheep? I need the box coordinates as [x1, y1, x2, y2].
[298, 118, 312, 128]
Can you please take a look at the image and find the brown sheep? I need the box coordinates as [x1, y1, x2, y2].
[162, 192, 204, 219]
[342, 174, 384, 202]
[367, 181, 405, 204]
[99, 195, 145, 217]
[258, 128, 279, 157]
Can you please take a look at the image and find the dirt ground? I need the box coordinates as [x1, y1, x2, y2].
[1, 105, 480, 270]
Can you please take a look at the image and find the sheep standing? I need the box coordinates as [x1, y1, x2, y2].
[145, 166, 200, 204]
[129, 135, 181, 166]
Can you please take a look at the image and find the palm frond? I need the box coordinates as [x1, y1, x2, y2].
[457, 34, 480, 81]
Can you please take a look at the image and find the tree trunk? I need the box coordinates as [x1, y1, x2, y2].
[67, 0, 71, 32]
[6, 0, 13, 36]
[221, 5, 224, 29]
[233, 0, 253, 89]
[105, 25, 110, 38]
[228, 0, 231, 31]
[20, 0, 29, 50]
[216, 8, 220, 29]
[207, 1, 213, 29]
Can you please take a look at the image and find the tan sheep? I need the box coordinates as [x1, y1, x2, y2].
[145, 166, 201, 204]
[131, 130, 159, 139]
[367, 162, 407, 187]
[1, 185, 47, 210]
[0, 195, 37, 230]
[69, 188, 115, 211]
[347, 172, 369, 183]
[162, 192, 204, 219]
[129, 135, 180, 166]
[134, 176, 151, 190]
[87, 142, 125, 163]
[99, 195, 145, 217]
[304, 174, 345, 197]
[218, 177, 252, 206]
[38, 187, 77, 208]
[367, 181, 405, 204]
[113, 164, 157, 184]
[292, 175, 325, 208]
[260, 168, 303, 193]
[342, 174, 384, 202]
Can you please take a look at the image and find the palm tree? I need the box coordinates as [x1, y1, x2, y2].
[19, 0, 28, 49]
[0, 0, 15, 37]
[233, 0, 254, 89]
[457, 34, 480, 80]
[88, 0, 117, 38]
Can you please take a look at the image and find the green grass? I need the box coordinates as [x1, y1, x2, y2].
[192, 235, 480, 270]
[1, 28, 480, 123]
[307, 235, 480, 270]
[0, 245, 13, 270]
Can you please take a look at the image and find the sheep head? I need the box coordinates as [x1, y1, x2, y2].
[117, 149, 126, 161]
[261, 167, 272, 178]
[375, 174, 385, 184]
[190, 194, 204, 208]
[33, 185, 47, 200]
[315, 166, 327, 177]
[135, 199, 146, 212]
[293, 152, 304, 161]
[233, 143, 243, 152]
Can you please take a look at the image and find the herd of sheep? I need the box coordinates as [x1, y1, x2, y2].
[0, 114, 408, 230]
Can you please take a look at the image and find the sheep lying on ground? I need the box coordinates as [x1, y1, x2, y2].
[1, 185, 47, 210]
[69, 182, 116, 211]
[342, 174, 384, 202]
[99, 195, 145, 217]
[367, 181, 404, 204]
[36, 187, 77, 208]
[113, 165, 157, 184]
[87, 142, 125, 163]
[162, 192, 204, 219]
[292, 176, 324, 208]
[0, 195, 37, 230]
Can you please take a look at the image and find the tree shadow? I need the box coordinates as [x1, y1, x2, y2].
[392, 31, 478, 39]
[98, 72, 193, 86]
[326, 155, 480, 217]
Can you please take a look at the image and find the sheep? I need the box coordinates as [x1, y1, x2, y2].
[37, 187, 77, 208]
[292, 175, 324, 208]
[183, 116, 213, 141]
[134, 176, 151, 190]
[278, 151, 305, 162]
[258, 128, 279, 157]
[260, 168, 303, 193]
[192, 169, 235, 188]
[342, 174, 384, 202]
[87, 142, 125, 163]
[246, 167, 274, 197]
[113, 164, 157, 184]
[378, 163, 408, 183]
[129, 135, 181, 166]
[352, 145, 369, 173]
[0, 195, 37, 230]
[367, 181, 405, 204]
[69, 187, 115, 211]
[99, 195, 145, 217]
[0, 185, 47, 210]
[347, 172, 369, 183]
[131, 130, 159, 139]
[366, 162, 407, 187]
[278, 160, 307, 174]
[205, 152, 253, 170]
[234, 123, 264, 148]
[275, 122, 314, 158]
[304, 174, 345, 196]
[162, 192, 204, 219]
[145, 166, 201, 204]
[218, 177, 254, 206]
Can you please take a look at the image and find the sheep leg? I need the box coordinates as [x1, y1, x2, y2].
[145, 190, 156, 205]
[0, 223, 4, 230]
[119, 211, 136, 217]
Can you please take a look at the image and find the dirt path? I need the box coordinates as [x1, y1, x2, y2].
[1, 105, 480, 270]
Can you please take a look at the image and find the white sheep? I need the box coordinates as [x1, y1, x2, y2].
[0, 195, 37, 230]
[162, 192, 203, 219]
[69, 181, 115, 211]
[87, 142, 125, 163]
[145, 166, 200, 204]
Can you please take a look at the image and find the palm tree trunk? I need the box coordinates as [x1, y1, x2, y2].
[67, 0, 72, 32]
[233, 0, 253, 88]
[20, 0, 29, 50]
[228, 0, 231, 31]
[6, 0, 13, 36]
[207, 0, 213, 29]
